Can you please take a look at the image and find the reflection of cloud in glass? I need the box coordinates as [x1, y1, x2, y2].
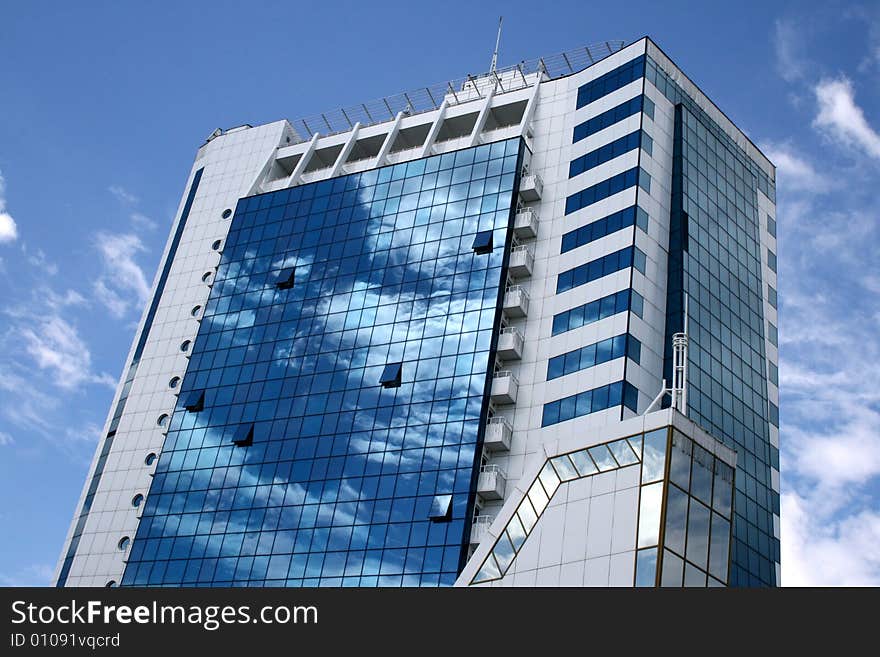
[124, 138, 522, 587]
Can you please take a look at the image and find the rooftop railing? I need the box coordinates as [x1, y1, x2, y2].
[286, 41, 626, 142]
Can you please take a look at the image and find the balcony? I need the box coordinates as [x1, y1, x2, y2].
[513, 207, 539, 239]
[477, 464, 507, 501]
[496, 326, 523, 361]
[490, 370, 518, 405]
[519, 173, 543, 202]
[483, 415, 512, 452]
[503, 285, 529, 318]
[508, 244, 534, 278]
[470, 515, 493, 545]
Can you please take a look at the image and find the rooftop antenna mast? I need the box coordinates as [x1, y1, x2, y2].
[490, 16, 503, 73]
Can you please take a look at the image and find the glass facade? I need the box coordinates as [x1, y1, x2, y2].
[659, 430, 734, 587]
[665, 101, 777, 586]
[121, 138, 524, 587]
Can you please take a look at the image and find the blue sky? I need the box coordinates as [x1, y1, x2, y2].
[0, 0, 877, 586]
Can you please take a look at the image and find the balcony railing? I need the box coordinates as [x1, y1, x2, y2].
[496, 326, 524, 361]
[519, 173, 543, 201]
[508, 244, 534, 278]
[477, 464, 507, 500]
[490, 370, 519, 405]
[484, 415, 513, 452]
[513, 207, 539, 239]
[503, 285, 530, 318]
[470, 515, 494, 545]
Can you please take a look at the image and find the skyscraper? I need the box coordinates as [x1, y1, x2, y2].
[55, 36, 779, 588]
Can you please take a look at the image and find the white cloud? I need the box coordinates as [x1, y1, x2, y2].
[784, 403, 880, 490]
[0, 431, 13, 446]
[93, 279, 128, 319]
[20, 315, 114, 390]
[772, 134, 880, 585]
[93, 232, 151, 317]
[0, 212, 16, 243]
[0, 169, 18, 244]
[64, 422, 103, 444]
[24, 247, 58, 275]
[109, 185, 159, 231]
[761, 141, 832, 193]
[774, 19, 807, 82]
[130, 211, 157, 231]
[814, 76, 880, 159]
[782, 492, 880, 586]
[44, 287, 87, 311]
[0, 563, 55, 587]
[108, 185, 138, 205]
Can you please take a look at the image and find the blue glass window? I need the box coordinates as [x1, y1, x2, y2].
[547, 334, 641, 380]
[573, 95, 645, 143]
[769, 402, 779, 427]
[569, 131, 645, 178]
[565, 168, 649, 215]
[232, 424, 254, 447]
[541, 381, 640, 427]
[183, 390, 205, 412]
[551, 289, 640, 336]
[560, 206, 648, 254]
[643, 96, 655, 120]
[379, 362, 403, 388]
[472, 230, 493, 254]
[576, 55, 647, 109]
[557, 246, 645, 294]
[275, 268, 296, 289]
[429, 494, 453, 521]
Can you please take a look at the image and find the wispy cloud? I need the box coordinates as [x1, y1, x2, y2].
[93, 232, 151, 318]
[0, 361, 107, 462]
[108, 185, 157, 231]
[130, 211, 157, 231]
[0, 431, 13, 446]
[814, 76, 880, 159]
[20, 315, 115, 390]
[108, 185, 139, 205]
[3, 283, 114, 393]
[760, 141, 832, 193]
[773, 125, 880, 585]
[774, 19, 807, 82]
[0, 168, 19, 244]
[782, 492, 880, 586]
[23, 245, 58, 275]
[0, 563, 54, 587]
